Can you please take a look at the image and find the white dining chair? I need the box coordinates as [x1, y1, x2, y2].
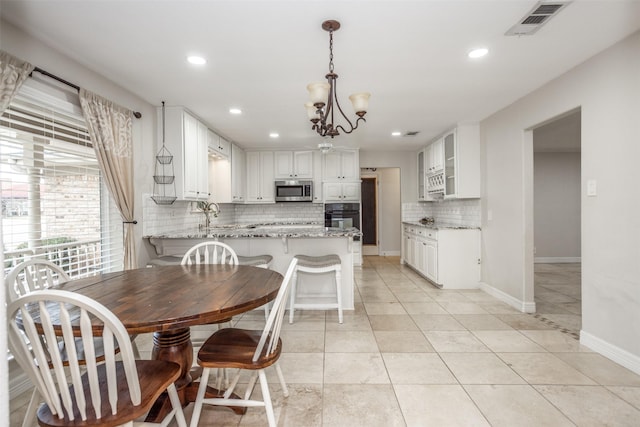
[181, 241, 240, 388]
[189, 258, 298, 427]
[6, 259, 141, 427]
[181, 241, 239, 265]
[7, 289, 187, 427]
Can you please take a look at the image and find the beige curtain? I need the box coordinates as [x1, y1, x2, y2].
[0, 50, 34, 115]
[79, 89, 137, 270]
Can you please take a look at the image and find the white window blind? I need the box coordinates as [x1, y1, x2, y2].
[1, 77, 123, 278]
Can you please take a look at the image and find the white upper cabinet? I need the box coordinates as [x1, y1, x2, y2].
[323, 182, 360, 201]
[274, 150, 313, 179]
[417, 148, 427, 201]
[312, 151, 323, 203]
[323, 149, 359, 181]
[208, 130, 230, 158]
[427, 138, 444, 174]
[443, 124, 480, 199]
[246, 151, 275, 203]
[231, 143, 246, 203]
[161, 106, 209, 201]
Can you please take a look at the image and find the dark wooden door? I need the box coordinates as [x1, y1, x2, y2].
[361, 177, 377, 245]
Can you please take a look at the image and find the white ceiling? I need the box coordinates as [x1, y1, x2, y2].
[2, 1, 640, 152]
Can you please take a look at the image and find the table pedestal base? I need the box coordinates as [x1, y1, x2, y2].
[145, 327, 247, 423]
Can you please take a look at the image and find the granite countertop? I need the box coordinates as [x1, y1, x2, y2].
[146, 222, 362, 239]
[402, 221, 480, 230]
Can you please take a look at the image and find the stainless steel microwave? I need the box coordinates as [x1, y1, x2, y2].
[275, 180, 313, 202]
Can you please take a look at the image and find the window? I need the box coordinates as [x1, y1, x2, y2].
[1, 77, 123, 278]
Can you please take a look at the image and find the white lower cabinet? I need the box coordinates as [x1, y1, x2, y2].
[402, 224, 480, 289]
[424, 237, 438, 282]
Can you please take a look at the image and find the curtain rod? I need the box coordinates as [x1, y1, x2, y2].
[31, 67, 142, 119]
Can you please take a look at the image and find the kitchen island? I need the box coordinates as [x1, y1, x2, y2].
[146, 223, 362, 310]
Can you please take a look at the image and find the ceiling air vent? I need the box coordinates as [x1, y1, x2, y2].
[404, 131, 420, 137]
[505, 1, 571, 36]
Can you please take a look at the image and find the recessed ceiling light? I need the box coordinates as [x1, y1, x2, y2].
[187, 55, 207, 65]
[229, 108, 242, 115]
[391, 131, 402, 136]
[468, 48, 489, 59]
[269, 133, 279, 138]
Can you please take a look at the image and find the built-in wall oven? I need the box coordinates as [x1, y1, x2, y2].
[325, 202, 362, 265]
[325, 202, 360, 235]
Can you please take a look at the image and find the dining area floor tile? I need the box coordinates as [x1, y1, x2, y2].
[10, 255, 640, 426]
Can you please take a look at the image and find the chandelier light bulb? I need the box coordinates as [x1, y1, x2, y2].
[307, 82, 330, 107]
[305, 103, 320, 121]
[349, 92, 371, 115]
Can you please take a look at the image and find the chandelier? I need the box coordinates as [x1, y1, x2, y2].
[305, 20, 370, 139]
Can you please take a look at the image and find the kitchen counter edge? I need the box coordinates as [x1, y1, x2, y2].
[145, 226, 362, 239]
[402, 221, 481, 230]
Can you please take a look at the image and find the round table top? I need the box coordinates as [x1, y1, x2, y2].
[58, 264, 283, 334]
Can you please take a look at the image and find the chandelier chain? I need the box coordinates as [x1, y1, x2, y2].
[329, 30, 334, 73]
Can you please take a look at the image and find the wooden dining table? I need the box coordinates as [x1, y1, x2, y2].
[56, 263, 284, 422]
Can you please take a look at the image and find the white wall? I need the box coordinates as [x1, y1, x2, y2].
[378, 168, 401, 255]
[534, 152, 581, 260]
[359, 150, 416, 203]
[1, 20, 159, 267]
[481, 30, 640, 370]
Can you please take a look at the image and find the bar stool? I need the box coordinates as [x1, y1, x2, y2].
[289, 254, 343, 324]
[237, 254, 273, 269]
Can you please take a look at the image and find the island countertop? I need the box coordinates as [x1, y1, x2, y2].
[145, 222, 362, 239]
[146, 222, 360, 310]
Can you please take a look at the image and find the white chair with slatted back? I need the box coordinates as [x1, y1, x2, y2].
[6, 259, 70, 301]
[181, 241, 239, 266]
[7, 289, 187, 427]
[6, 259, 139, 427]
[189, 258, 298, 427]
[181, 241, 239, 388]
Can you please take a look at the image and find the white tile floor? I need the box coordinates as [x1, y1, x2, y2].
[534, 263, 582, 339]
[10, 256, 640, 426]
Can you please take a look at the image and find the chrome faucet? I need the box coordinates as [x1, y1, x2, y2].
[197, 201, 220, 230]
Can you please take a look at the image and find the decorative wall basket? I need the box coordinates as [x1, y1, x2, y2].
[151, 101, 177, 205]
[151, 195, 177, 205]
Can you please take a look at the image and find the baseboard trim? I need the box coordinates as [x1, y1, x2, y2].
[580, 330, 640, 375]
[10, 369, 32, 397]
[479, 281, 536, 313]
[534, 257, 581, 263]
[381, 251, 401, 257]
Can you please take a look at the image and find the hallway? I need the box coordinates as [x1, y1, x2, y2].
[534, 263, 582, 340]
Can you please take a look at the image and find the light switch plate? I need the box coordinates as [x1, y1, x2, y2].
[587, 179, 597, 196]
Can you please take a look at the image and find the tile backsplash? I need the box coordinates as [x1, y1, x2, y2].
[143, 195, 479, 236]
[143, 195, 323, 235]
[402, 199, 480, 227]
[233, 203, 324, 225]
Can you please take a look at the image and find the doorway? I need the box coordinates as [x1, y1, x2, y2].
[361, 177, 377, 254]
[530, 109, 582, 336]
[360, 167, 402, 257]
